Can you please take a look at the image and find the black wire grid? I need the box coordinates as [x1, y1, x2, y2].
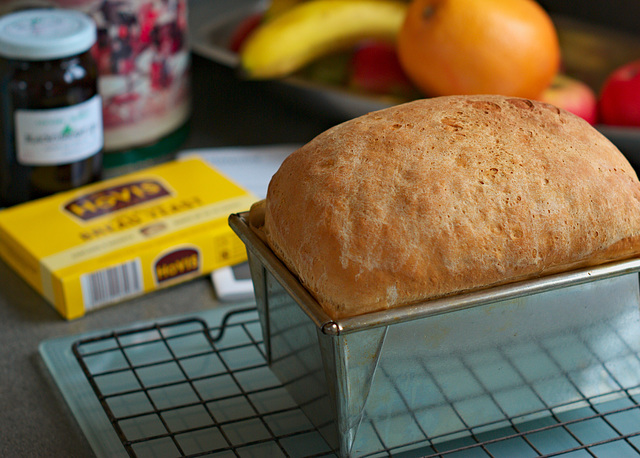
[71, 307, 640, 457]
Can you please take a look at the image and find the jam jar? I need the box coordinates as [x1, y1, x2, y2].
[0, 9, 103, 207]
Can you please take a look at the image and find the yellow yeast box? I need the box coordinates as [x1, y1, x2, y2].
[0, 156, 256, 319]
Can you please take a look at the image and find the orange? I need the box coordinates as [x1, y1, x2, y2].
[397, 0, 560, 98]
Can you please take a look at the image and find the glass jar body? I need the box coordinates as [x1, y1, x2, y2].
[0, 50, 103, 207]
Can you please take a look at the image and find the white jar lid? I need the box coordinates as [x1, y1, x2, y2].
[0, 9, 97, 61]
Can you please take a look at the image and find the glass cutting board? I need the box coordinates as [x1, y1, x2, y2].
[40, 303, 640, 457]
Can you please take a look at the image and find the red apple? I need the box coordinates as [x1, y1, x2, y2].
[228, 13, 264, 53]
[349, 40, 418, 98]
[538, 74, 598, 125]
[599, 59, 640, 127]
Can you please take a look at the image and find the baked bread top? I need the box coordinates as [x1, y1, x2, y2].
[253, 95, 640, 319]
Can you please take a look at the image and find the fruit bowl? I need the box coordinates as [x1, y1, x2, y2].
[189, 0, 406, 121]
[189, 0, 640, 155]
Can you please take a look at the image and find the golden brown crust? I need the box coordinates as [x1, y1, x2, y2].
[259, 95, 640, 318]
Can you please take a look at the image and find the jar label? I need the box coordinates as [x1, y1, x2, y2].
[15, 95, 103, 165]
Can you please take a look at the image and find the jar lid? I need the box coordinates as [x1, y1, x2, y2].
[0, 9, 97, 61]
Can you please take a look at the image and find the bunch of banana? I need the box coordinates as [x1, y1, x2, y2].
[240, 0, 408, 79]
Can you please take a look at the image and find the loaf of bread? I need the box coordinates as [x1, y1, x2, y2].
[251, 95, 640, 319]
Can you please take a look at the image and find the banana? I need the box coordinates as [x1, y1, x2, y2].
[240, 0, 408, 79]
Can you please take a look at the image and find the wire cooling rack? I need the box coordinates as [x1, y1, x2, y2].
[65, 306, 640, 457]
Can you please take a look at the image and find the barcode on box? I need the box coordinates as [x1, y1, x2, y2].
[81, 259, 143, 311]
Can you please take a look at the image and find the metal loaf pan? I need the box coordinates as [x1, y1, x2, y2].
[229, 212, 640, 457]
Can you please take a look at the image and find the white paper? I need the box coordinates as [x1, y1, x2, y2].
[179, 144, 301, 199]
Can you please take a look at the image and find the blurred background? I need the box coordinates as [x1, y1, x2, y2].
[539, 0, 639, 33]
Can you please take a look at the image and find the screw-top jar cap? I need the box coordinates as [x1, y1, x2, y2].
[0, 9, 97, 61]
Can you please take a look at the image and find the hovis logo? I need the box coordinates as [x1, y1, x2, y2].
[154, 247, 201, 285]
[64, 179, 171, 221]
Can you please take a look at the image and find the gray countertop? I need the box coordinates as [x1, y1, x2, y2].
[0, 54, 334, 457]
